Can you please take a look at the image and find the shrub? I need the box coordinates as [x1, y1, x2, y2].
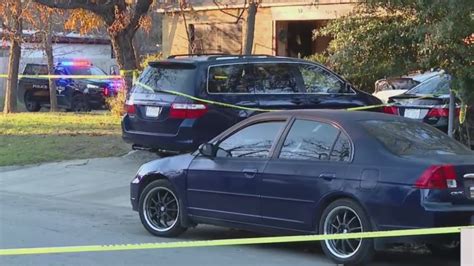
[106, 89, 127, 117]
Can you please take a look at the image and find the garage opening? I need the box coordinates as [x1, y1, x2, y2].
[275, 20, 332, 58]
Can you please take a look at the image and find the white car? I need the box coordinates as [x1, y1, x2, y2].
[373, 70, 443, 103]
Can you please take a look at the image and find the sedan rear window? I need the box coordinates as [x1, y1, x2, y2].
[133, 65, 196, 94]
[361, 120, 472, 156]
[406, 74, 450, 95]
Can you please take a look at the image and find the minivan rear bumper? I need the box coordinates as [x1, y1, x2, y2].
[122, 117, 198, 152]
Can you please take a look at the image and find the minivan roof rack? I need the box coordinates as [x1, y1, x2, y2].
[167, 53, 231, 59]
[209, 54, 276, 60]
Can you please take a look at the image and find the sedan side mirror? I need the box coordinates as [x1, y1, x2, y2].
[199, 143, 216, 157]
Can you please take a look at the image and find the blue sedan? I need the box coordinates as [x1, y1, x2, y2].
[130, 110, 474, 265]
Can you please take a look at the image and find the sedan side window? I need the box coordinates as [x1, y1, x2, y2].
[299, 64, 347, 94]
[279, 120, 341, 161]
[330, 132, 352, 162]
[216, 121, 284, 158]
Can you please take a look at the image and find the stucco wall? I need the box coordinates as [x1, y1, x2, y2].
[161, 3, 355, 57]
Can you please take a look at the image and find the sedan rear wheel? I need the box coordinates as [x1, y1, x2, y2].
[320, 199, 374, 265]
[139, 180, 186, 237]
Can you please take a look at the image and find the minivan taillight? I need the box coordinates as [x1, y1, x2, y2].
[382, 106, 399, 115]
[125, 103, 136, 115]
[426, 107, 460, 118]
[414, 165, 457, 189]
[170, 103, 208, 119]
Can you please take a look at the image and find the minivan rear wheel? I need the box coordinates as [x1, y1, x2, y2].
[319, 199, 374, 265]
[139, 179, 186, 237]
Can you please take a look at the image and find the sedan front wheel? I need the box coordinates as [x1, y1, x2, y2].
[139, 179, 186, 237]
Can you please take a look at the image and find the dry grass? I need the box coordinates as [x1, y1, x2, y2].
[0, 112, 130, 166]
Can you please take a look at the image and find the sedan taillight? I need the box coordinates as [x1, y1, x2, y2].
[414, 165, 457, 189]
[382, 106, 399, 115]
[426, 107, 460, 118]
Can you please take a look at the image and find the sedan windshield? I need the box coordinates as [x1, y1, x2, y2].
[405, 74, 451, 95]
[361, 119, 472, 156]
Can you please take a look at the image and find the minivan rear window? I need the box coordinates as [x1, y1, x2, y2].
[132, 65, 196, 94]
[361, 120, 472, 156]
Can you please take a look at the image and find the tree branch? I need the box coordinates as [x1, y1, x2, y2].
[128, 0, 153, 30]
[213, 0, 246, 24]
[33, 0, 114, 16]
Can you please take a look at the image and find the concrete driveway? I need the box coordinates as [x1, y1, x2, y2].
[0, 152, 155, 208]
[0, 152, 459, 265]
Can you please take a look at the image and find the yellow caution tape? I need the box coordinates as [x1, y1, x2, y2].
[0, 72, 445, 113]
[0, 74, 122, 79]
[0, 226, 471, 256]
[134, 81, 280, 112]
[460, 103, 467, 124]
[134, 81, 439, 113]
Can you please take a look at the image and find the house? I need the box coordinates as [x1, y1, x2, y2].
[157, 0, 357, 57]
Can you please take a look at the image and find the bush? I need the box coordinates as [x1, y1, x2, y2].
[106, 89, 127, 117]
[107, 52, 163, 117]
[305, 53, 330, 66]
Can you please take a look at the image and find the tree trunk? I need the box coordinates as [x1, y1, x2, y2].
[44, 20, 58, 112]
[3, 12, 22, 114]
[243, 0, 257, 55]
[110, 29, 138, 92]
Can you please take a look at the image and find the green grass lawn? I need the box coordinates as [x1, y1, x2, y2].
[0, 113, 130, 166]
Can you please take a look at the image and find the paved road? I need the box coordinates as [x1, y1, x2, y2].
[0, 153, 459, 266]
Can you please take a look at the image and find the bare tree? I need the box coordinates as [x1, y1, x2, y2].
[34, 5, 61, 111]
[1, 0, 29, 113]
[34, 0, 155, 90]
[243, 0, 257, 55]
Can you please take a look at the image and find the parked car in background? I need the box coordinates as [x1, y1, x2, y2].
[130, 109, 474, 265]
[122, 54, 382, 153]
[373, 70, 443, 103]
[384, 72, 459, 132]
[18, 60, 123, 112]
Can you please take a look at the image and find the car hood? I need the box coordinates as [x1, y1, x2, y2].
[136, 153, 195, 178]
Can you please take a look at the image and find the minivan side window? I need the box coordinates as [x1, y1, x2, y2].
[208, 64, 252, 93]
[279, 120, 343, 161]
[298, 64, 348, 94]
[253, 63, 303, 94]
[216, 121, 284, 158]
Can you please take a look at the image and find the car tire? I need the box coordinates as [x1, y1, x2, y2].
[24, 91, 41, 112]
[139, 179, 187, 237]
[319, 199, 374, 266]
[70, 94, 91, 112]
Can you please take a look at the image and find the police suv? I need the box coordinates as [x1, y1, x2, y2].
[18, 61, 123, 112]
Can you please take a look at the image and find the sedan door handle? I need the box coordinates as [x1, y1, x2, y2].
[319, 173, 336, 180]
[243, 168, 258, 178]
